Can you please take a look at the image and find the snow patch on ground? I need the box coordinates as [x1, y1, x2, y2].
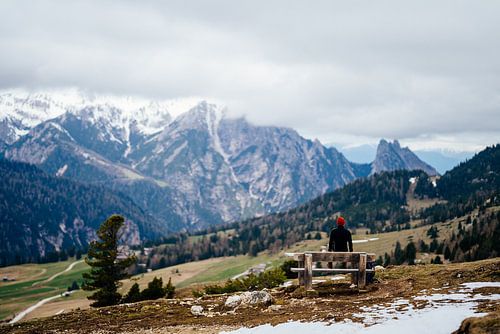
[353, 238, 379, 244]
[222, 282, 500, 334]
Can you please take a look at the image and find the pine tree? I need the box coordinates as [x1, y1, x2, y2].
[383, 253, 391, 267]
[405, 241, 417, 265]
[429, 239, 439, 252]
[68, 280, 80, 291]
[82, 215, 136, 307]
[122, 283, 142, 303]
[249, 243, 259, 257]
[419, 240, 429, 252]
[394, 241, 404, 265]
[141, 277, 167, 300]
[444, 246, 451, 260]
[165, 277, 176, 299]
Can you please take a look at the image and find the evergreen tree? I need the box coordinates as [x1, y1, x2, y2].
[436, 242, 445, 254]
[68, 247, 76, 258]
[419, 240, 429, 252]
[141, 277, 167, 300]
[165, 277, 176, 299]
[405, 241, 417, 265]
[82, 215, 136, 307]
[280, 260, 299, 279]
[383, 253, 391, 267]
[68, 280, 80, 291]
[427, 226, 439, 239]
[444, 246, 451, 260]
[394, 241, 404, 265]
[59, 250, 68, 261]
[429, 239, 439, 252]
[122, 283, 142, 303]
[249, 243, 259, 257]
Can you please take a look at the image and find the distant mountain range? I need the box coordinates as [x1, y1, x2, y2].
[338, 143, 474, 174]
[0, 90, 440, 259]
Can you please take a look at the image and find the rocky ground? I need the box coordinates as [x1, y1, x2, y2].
[1, 258, 499, 334]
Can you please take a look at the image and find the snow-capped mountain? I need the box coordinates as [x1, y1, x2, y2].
[0, 89, 198, 145]
[0, 90, 438, 231]
[0, 91, 72, 144]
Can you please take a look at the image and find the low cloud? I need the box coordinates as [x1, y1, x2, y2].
[0, 0, 499, 151]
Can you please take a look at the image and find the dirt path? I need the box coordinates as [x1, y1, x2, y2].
[8, 260, 84, 323]
[8, 291, 75, 324]
[32, 260, 84, 287]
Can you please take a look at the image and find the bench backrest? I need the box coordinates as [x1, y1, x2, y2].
[292, 252, 376, 263]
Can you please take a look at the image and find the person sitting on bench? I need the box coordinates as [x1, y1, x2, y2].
[328, 216, 353, 252]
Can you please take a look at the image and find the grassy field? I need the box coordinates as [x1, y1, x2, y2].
[0, 259, 89, 321]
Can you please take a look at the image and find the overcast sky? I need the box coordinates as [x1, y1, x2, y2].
[0, 0, 499, 152]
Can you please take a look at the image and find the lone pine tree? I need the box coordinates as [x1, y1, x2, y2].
[82, 215, 136, 307]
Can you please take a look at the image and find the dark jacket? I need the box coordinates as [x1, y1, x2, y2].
[328, 226, 353, 252]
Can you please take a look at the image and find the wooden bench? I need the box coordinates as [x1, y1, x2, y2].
[287, 251, 376, 290]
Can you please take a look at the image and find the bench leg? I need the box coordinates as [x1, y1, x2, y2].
[351, 263, 358, 285]
[358, 253, 367, 288]
[304, 253, 313, 291]
[298, 260, 304, 286]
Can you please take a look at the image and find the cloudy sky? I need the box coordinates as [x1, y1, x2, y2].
[0, 0, 499, 152]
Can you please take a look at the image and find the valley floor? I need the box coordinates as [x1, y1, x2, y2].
[1, 258, 498, 334]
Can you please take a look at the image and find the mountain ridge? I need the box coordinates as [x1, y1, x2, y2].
[0, 91, 438, 232]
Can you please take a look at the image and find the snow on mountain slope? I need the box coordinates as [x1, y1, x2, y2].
[0, 88, 199, 144]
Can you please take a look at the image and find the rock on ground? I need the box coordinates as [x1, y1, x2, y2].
[224, 290, 273, 309]
[241, 291, 273, 306]
[225, 295, 242, 308]
[190, 305, 204, 316]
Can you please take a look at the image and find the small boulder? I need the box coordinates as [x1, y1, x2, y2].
[225, 295, 242, 308]
[241, 291, 273, 306]
[190, 305, 204, 316]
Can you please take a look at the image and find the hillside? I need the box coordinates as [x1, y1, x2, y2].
[1, 258, 498, 334]
[141, 145, 499, 270]
[417, 144, 500, 223]
[0, 159, 168, 267]
[0, 210, 497, 324]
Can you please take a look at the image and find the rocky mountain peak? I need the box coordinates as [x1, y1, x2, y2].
[372, 139, 438, 176]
